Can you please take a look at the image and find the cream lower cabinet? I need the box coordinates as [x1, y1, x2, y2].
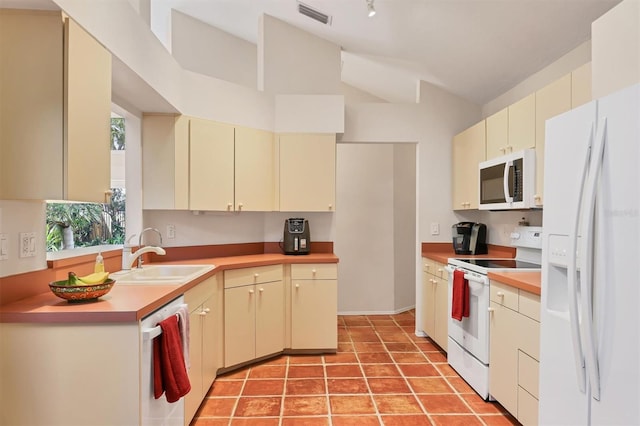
[279, 133, 336, 212]
[421, 258, 448, 351]
[0, 11, 111, 202]
[290, 264, 338, 350]
[224, 265, 284, 367]
[184, 276, 220, 426]
[489, 280, 540, 426]
[452, 121, 486, 210]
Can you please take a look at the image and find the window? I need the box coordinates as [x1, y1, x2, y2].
[45, 116, 126, 252]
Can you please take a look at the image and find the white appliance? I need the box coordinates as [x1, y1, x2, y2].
[446, 227, 543, 400]
[479, 149, 536, 210]
[140, 296, 187, 426]
[539, 83, 639, 425]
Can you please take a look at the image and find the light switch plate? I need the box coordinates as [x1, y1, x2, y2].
[19, 232, 36, 258]
[430, 222, 440, 236]
[0, 233, 8, 260]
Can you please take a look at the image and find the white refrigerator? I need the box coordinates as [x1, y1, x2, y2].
[539, 83, 639, 425]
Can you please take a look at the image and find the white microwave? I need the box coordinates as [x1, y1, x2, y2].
[479, 149, 536, 210]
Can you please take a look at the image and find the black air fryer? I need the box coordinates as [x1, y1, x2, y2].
[283, 218, 311, 255]
[451, 222, 488, 255]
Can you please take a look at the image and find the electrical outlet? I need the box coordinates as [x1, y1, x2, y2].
[430, 222, 440, 236]
[166, 224, 175, 239]
[0, 234, 8, 260]
[19, 232, 36, 258]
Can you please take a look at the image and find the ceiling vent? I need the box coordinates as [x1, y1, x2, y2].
[297, 2, 332, 25]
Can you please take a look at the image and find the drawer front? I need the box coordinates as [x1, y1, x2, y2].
[518, 350, 540, 398]
[225, 264, 283, 288]
[518, 313, 540, 361]
[519, 291, 541, 321]
[490, 280, 519, 310]
[517, 386, 539, 426]
[433, 261, 447, 279]
[184, 275, 217, 308]
[422, 258, 434, 274]
[291, 263, 337, 280]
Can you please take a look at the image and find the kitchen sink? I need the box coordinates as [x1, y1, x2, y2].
[111, 264, 215, 285]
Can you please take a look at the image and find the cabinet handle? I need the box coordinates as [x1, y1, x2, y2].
[425, 264, 430, 269]
[488, 307, 495, 313]
[254, 273, 259, 278]
[259, 288, 264, 293]
[104, 190, 113, 204]
[227, 203, 233, 211]
[508, 145, 513, 153]
[328, 204, 333, 210]
[499, 147, 506, 153]
[497, 291, 504, 297]
[437, 268, 443, 273]
[199, 308, 210, 316]
[295, 283, 300, 289]
[238, 203, 243, 210]
[312, 269, 317, 275]
[249, 289, 254, 294]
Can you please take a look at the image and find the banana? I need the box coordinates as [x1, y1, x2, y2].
[77, 271, 109, 285]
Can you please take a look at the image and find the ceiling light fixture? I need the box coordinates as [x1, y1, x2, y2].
[367, 0, 376, 17]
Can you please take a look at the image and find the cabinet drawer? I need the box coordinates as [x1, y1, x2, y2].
[422, 258, 435, 274]
[432, 261, 447, 279]
[519, 290, 541, 321]
[517, 386, 539, 426]
[490, 280, 519, 310]
[225, 265, 283, 288]
[184, 276, 217, 308]
[518, 350, 539, 399]
[291, 263, 337, 280]
[518, 314, 540, 361]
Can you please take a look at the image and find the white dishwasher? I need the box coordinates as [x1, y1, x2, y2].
[140, 296, 187, 426]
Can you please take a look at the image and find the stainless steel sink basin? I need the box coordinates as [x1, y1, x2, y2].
[111, 264, 215, 285]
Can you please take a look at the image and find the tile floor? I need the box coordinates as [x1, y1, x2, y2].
[190, 310, 519, 426]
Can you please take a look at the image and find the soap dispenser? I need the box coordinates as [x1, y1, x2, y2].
[94, 252, 104, 273]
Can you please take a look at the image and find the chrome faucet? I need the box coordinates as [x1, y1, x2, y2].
[121, 228, 166, 270]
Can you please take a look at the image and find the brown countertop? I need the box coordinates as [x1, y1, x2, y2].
[488, 270, 541, 295]
[0, 253, 338, 324]
[421, 242, 516, 264]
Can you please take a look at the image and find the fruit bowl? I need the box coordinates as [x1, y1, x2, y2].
[49, 279, 115, 303]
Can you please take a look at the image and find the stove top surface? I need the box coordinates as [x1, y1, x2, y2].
[452, 258, 541, 269]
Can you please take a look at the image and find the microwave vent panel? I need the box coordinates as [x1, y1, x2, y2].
[297, 2, 332, 25]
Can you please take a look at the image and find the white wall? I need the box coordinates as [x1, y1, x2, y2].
[0, 201, 47, 278]
[171, 10, 257, 90]
[258, 14, 341, 95]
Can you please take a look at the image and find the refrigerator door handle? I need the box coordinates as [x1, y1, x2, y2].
[568, 123, 595, 394]
[580, 118, 607, 402]
[503, 160, 514, 203]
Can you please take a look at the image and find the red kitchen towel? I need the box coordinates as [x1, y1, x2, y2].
[451, 269, 470, 321]
[153, 315, 191, 402]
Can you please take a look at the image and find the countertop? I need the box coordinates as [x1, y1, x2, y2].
[421, 242, 541, 295]
[0, 253, 338, 324]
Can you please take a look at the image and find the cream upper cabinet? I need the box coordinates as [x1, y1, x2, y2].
[571, 62, 592, 108]
[142, 114, 189, 210]
[189, 118, 235, 211]
[279, 133, 336, 212]
[235, 126, 275, 211]
[486, 107, 509, 159]
[452, 121, 485, 210]
[0, 11, 111, 202]
[534, 73, 571, 206]
[507, 93, 536, 153]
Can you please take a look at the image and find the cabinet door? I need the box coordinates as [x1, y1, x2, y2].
[489, 301, 519, 415]
[255, 280, 284, 358]
[452, 121, 485, 210]
[279, 133, 336, 212]
[64, 17, 112, 202]
[190, 118, 235, 211]
[224, 285, 256, 367]
[534, 74, 571, 206]
[235, 127, 275, 211]
[421, 272, 436, 340]
[433, 276, 449, 351]
[291, 279, 337, 349]
[486, 107, 509, 159]
[184, 305, 204, 424]
[508, 93, 536, 152]
[142, 115, 189, 210]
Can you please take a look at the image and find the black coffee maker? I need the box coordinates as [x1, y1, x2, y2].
[451, 222, 488, 255]
[283, 218, 311, 255]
